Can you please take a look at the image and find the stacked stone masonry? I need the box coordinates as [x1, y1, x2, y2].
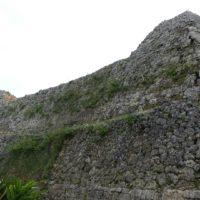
[0, 11, 200, 135]
[1, 11, 200, 200]
[46, 103, 200, 199]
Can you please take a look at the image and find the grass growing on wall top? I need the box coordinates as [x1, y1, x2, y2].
[0, 128, 75, 182]
[51, 74, 128, 114]
[0, 113, 137, 184]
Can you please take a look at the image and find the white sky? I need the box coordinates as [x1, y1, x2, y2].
[1, 0, 200, 97]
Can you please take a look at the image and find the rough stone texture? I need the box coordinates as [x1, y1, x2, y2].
[2, 11, 200, 200]
[1, 11, 200, 135]
[45, 103, 200, 199]
[0, 90, 16, 107]
[47, 185, 161, 200]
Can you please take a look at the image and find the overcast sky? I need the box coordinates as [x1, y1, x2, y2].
[1, 0, 200, 97]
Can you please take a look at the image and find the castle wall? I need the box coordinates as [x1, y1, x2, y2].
[46, 103, 200, 199]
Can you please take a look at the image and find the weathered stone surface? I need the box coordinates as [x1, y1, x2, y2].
[0, 90, 16, 107]
[2, 10, 200, 200]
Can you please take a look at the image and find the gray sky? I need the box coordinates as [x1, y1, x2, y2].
[1, 0, 200, 97]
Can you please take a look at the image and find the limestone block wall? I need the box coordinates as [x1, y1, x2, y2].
[45, 102, 200, 199]
[1, 11, 200, 200]
[0, 12, 200, 136]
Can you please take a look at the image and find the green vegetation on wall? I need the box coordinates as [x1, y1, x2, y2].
[0, 113, 137, 183]
[3, 106, 16, 117]
[0, 122, 109, 182]
[120, 113, 138, 126]
[24, 104, 44, 119]
[164, 63, 199, 84]
[51, 74, 128, 114]
[138, 63, 199, 90]
[141, 75, 156, 87]
[91, 123, 109, 138]
[0, 128, 75, 182]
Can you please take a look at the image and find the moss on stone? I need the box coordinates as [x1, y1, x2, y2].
[0, 113, 137, 183]
[24, 104, 44, 119]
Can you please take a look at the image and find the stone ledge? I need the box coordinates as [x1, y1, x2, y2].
[48, 184, 200, 200]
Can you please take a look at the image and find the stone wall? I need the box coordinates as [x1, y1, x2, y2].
[1, 12, 200, 137]
[0, 90, 16, 108]
[1, 11, 200, 200]
[45, 101, 200, 199]
[48, 185, 200, 200]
